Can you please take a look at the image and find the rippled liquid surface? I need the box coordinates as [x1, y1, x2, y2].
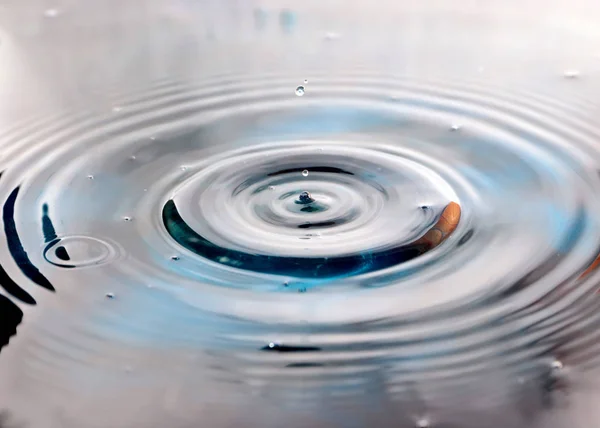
[2, 1, 600, 427]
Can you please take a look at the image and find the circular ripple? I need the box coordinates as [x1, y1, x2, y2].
[163, 142, 459, 277]
[3, 71, 600, 419]
[43, 235, 120, 268]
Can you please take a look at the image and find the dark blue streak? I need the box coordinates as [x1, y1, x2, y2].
[3, 187, 55, 292]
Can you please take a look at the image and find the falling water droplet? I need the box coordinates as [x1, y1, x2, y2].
[304, 79, 308, 84]
[268, 342, 276, 348]
[295, 86, 305, 96]
[563, 69, 580, 79]
[44, 9, 59, 17]
[302, 169, 309, 177]
[105, 292, 115, 299]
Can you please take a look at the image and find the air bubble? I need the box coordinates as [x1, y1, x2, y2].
[302, 169, 309, 177]
[295, 86, 305, 96]
[123, 216, 132, 222]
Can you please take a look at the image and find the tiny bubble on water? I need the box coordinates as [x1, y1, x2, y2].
[324, 31, 341, 40]
[180, 166, 187, 171]
[87, 175, 94, 180]
[283, 281, 289, 287]
[302, 169, 309, 177]
[105, 292, 115, 299]
[450, 124, 461, 131]
[416, 418, 430, 428]
[552, 359, 564, 370]
[171, 256, 180, 261]
[304, 79, 308, 84]
[268, 342, 275, 348]
[563, 69, 580, 78]
[123, 216, 132, 222]
[295, 86, 305, 96]
[268, 185, 275, 191]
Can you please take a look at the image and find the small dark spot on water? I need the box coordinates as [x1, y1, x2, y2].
[457, 229, 474, 246]
[298, 221, 336, 229]
[297, 191, 314, 204]
[298, 287, 307, 293]
[261, 344, 321, 353]
[105, 292, 115, 299]
[286, 362, 324, 368]
[171, 256, 180, 261]
[55, 246, 70, 261]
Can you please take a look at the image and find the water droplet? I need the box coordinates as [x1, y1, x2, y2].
[304, 79, 308, 84]
[552, 359, 564, 370]
[295, 86, 305, 96]
[268, 342, 276, 348]
[298, 191, 313, 204]
[283, 281, 289, 287]
[563, 69, 580, 79]
[105, 292, 115, 299]
[302, 169, 309, 177]
[112, 106, 122, 113]
[171, 256, 180, 261]
[450, 124, 461, 131]
[44, 9, 59, 17]
[180, 166, 187, 171]
[130, 155, 136, 160]
[123, 216, 132, 222]
[416, 418, 430, 428]
[87, 175, 94, 180]
[268, 185, 275, 191]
